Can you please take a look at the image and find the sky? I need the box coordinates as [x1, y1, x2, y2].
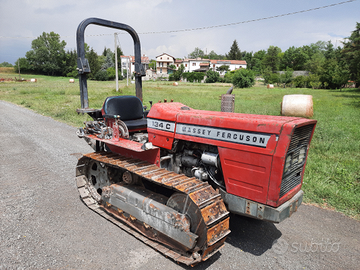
[0, 0, 359, 65]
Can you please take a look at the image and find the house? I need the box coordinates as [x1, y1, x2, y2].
[155, 53, 175, 77]
[120, 55, 150, 77]
[210, 60, 247, 76]
[145, 69, 157, 81]
[151, 52, 248, 81]
[171, 57, 247, 75]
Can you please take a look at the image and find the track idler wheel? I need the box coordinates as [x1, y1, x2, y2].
[167, 192, 207, 255]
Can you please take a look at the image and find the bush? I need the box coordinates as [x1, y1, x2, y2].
[205, 70, 220, 83]
[173, 64, 185, 81]
[182, 72, 205, 82]
[168, 74, 175, 81]
[308, 74, 321, 89]
[232, 69, 255, 88]
[218, 77, 226, 83]
[293, 75, 307, 88]
[66, 69, 79, 78]
[94, 70, 109, 81]
[276, 70, 293, 88]
[263, 71, 279, 84]
[223, 71, 233, 83]
[107, 67, 116, 80]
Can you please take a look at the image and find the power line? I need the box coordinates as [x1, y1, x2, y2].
[0, 0, 357, 39]
[135, 0, 358, 35]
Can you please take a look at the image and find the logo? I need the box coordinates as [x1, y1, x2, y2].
[273, 239, 289, 255]
[147, 119, 175, 132]
[272, 238, 341, 255]
[176, 123, 271, 147]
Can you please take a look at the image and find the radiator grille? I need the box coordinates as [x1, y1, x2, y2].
[279, 124, 315, 198]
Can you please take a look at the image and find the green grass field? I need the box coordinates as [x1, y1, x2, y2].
[1, 71, 359, 219]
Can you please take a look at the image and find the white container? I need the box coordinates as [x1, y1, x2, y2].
[281, 94, 313, 118]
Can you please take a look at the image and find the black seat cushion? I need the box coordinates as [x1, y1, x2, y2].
[123, 118, 148, 131]
[102, 96, 147, 131]
[103, 96, 144, 120]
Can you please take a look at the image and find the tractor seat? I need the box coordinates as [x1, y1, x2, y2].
[102, 95, 147, 131]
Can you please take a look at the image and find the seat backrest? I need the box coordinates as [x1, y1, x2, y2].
[102, 96, 144, 120]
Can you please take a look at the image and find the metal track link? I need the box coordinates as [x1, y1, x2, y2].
[76, 151, 230, 266]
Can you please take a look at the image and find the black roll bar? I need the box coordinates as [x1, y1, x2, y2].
[76, 18, 145, 112]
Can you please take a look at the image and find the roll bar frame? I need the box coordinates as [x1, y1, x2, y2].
[76, 18, 145, 112]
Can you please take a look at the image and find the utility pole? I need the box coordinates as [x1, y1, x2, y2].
[127, 56, 129, 86]
[18, 59, 21, 80]
[114, 33, 119, 92]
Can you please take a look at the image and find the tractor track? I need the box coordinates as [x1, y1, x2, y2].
[75, 151, 230, 266]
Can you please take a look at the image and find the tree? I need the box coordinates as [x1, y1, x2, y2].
[216, 64, 230, 73]
[113, 46, 124, 70]
[101, 48, 114, 70]
[278, 69, 293, 88]
[302, 41, 326, 59]
[14, 57, 32, 73]
[208, 50, 218, 59]
[232, 68, 255, 88]
[243, 52, 253, 69]
[87, 48, 101, 80]
[0, 62, 13, 67]
[25, 32, 66, 76]
[304, 52, 325, 75]
[342, 22, 360, 87]
[63, 49, 77, 77]
[205, 70, 220, 83]
[263, 68, 279, 84]
[320, 57, 349, 89]
[188, 47, 205, 59]
[251, 50, 266, 74]
[102, 47, 107, 57]
[263, 46, 282, 72]
[149, 59, 156, 70]
[173, 64, 185, 81]
[226, 40, 242, 60]
[281, 46, 308, 70]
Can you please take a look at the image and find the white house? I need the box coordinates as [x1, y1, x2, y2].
[120, 55, 149, 77]
[210, 60, 247, 76]
[171, 57, 247, 75]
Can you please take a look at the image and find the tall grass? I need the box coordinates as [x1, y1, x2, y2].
[1, 73, 359, 219]
[0, 67, 15, 74]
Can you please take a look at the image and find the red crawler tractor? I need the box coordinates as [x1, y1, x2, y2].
[75, 18, 316, 266]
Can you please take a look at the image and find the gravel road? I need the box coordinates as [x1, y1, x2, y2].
[0, 100, 359, 270]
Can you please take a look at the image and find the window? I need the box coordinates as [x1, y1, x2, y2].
[192, 63, 196, 66]
[213, 64, 215, 68]
[185, 64, 187, 67]
[160, 68, 162, 73]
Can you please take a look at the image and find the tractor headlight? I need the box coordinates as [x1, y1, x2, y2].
[284, 154, 292, 173]
[298, 146, 307, 164]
